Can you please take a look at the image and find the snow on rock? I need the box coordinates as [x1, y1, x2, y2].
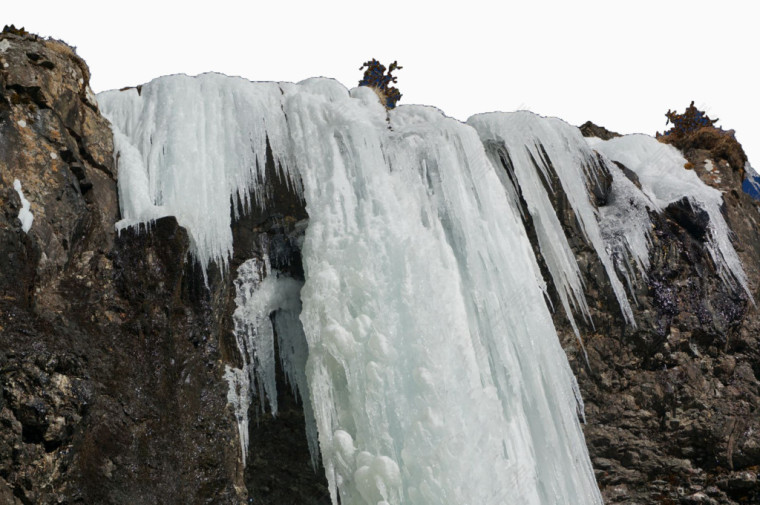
[591, 134, 751, 298]
[597, 161, 654, 303]
[13, 179, 34, 233]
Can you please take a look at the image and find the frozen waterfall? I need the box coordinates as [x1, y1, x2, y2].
[99, 73, 674, 505]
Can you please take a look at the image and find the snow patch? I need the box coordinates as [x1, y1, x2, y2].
[593, 134, 751, 298]
[13, 179, 34, 233]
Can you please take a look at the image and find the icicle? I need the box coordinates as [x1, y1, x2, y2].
[225, 256, 318, 467]
[223, 364, 251, 466]
[469, 111, 636, 329]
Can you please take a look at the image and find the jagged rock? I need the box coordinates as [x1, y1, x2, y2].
[0, 32, 245, 504]
[580, 120, 622, 141]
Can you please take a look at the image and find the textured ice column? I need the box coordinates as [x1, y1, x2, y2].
[592, 134, 751, 298]
[469, 112, 636, 328]
[225, 256, 318, 466]
[291, 83, 602, 505]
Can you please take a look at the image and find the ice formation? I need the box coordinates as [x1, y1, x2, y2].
[99, 75, 300, 275]
[224, 255, 318, 467]
[96, 73, 709, 505]
[469, 112, 635, 329]
[295, 99, 600, 504]
[590, 134, 751, 297]
[12, 179, 34, 233]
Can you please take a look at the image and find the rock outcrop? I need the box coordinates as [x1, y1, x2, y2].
[2, 27, 759, 504]
[551, 127, 760, 505]
[0, 28, 246, 504]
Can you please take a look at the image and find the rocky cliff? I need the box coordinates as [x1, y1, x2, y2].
[0, 28, 246, 504]
[544, 126, 760, 504]
[1, 28, 758, 504]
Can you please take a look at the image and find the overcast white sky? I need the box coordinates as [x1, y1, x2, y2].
[5, 0, 758, 165]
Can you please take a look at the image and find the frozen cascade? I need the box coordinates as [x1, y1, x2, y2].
[590, 134, 751, 299]
[468, 112, 636, 329]
[99, 74, 300, 276]
[99, 74, 606, 504]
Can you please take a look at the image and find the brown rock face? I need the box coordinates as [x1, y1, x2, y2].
[580, 121, 622, 141]
[0, 30, 246, 504]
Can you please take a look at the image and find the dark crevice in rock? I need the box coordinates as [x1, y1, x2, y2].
[246, 309, 330, 505]
[5, 84, 50, 109]
[224, 135, 328, 504]
[64, 126, 112, 177]
[25, 52, 55, 70]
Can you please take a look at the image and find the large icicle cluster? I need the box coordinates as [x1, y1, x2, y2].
[98, 72, 746, 505]
[291, 87, 601, 504]
[469, 112, 636, 330]
[99, 74, 300, 274]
